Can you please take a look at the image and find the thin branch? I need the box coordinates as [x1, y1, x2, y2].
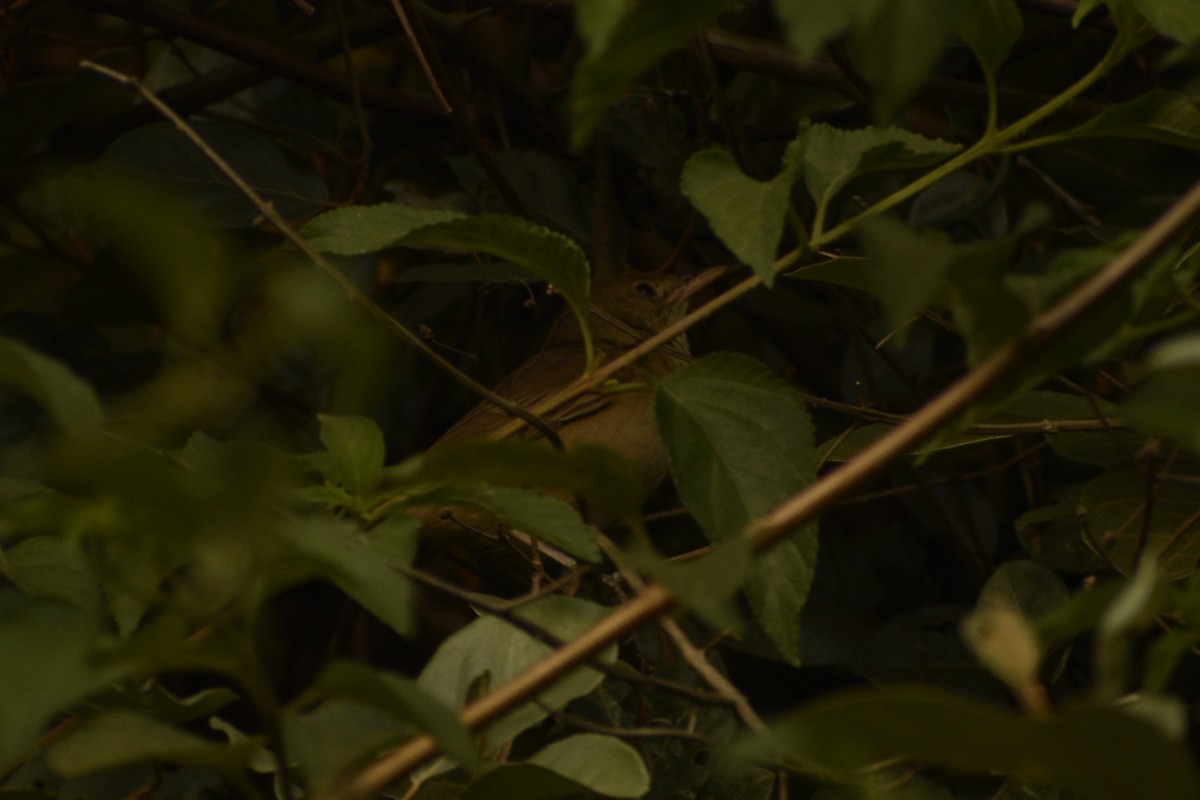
[81, 61, 565, 449]
[75, 0, 441, 119]
[387, 0, 452, 113]
[330, 176, 1200, 798]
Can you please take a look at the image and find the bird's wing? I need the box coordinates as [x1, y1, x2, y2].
[435, 345, 611, 445]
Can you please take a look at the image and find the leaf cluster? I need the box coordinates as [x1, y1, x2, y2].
[4, 1, 1200, 799]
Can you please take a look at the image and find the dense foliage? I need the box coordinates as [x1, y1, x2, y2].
[4, 0, 1200, 798]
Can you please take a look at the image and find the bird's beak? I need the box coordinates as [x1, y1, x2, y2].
[665, 265, 727, 308]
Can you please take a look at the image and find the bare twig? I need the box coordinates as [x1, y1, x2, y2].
[81, 61, 564, 449]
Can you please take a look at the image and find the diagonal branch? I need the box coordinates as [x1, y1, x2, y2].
[331, 177, 1200, 798]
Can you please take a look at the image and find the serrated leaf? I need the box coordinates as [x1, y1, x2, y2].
[313, 414, 385, 494]
[803, 124, 960, 234]
[46, 711, 261, 778]
[655, 353, 818, 663]
[571, 0, 733, 148]
[300, 203, 465, 255]
[0, 335, 103, 436]
[401, 215, 593, 359]
[681, 134, 806, 285]
[1049, 90, 1200, 150]
[404, 483, 600, 562]
[738, 685, 1200, 800]
[418, 596, 615, 758]
[954, 0, 1022, 84]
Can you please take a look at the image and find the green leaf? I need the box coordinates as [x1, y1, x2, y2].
[299, 660, 480, 775]
[283, 700, 411, 795]
[402, 215, 593, 359]
[739, 686, 1200, 799]
[462, 764, 587, 800]
[417, 596, 616, 757]
[0, 536, 103, 612]
[1049, 90, 1200, 150]
[404, 483, 600, 562]
[388, 440, 642, 521]
[312, 414, 386, 494]
[303, 209, 592, 354]
[854, 0, 964, 121]
[854, 209, 1048, 365]
[270, 517, 415, 637]
[628, 537, 752, 630]
[680, 133, 806, 285]
[802, 124, 960, 235]
[0, 601, 113, 770]
[0, 335, 103, 436]
[773, 0, 882, 60]
[1128, 0, 1200, 45]
[492, 734, 649, 799]
[954, 0, 1022, 86]
[1125, 345, 1200, 454]
[571, 0, 734, 148]
[1080, 467, 1200, 580]
[46, 711, 261, 778]
[99, 120, 329, 228]
[300, 203, 465, 256]
[655, 353, 818, 663]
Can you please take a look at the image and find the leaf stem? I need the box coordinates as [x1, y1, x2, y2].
[812, 33, 1128, 250]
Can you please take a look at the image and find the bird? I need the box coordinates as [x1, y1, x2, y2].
[411, 267, 721, 583]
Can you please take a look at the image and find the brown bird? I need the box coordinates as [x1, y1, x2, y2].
[413, 267, 721, 580]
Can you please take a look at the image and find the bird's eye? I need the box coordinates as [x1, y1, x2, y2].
[634, 281, 658, 298]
